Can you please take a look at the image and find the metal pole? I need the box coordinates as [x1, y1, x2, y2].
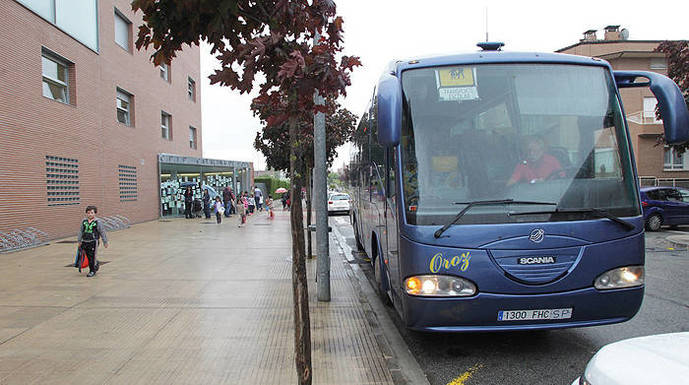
[314, 32, 330, 301]
[232, 167, 236, 192]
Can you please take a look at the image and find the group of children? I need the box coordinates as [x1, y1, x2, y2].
[210, 192, 274, 226]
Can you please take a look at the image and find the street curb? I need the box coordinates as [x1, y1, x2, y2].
[332, 233, 431, 385]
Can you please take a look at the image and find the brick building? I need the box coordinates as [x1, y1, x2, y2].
[0, 0, 250, 247]
[557, 25, 688, 184]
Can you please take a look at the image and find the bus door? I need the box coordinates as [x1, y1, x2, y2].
[384, 148, 400, 295]
[371, 163, 386, 256]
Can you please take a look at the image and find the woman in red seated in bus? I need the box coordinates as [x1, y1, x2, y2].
[507, 136, 564, 186]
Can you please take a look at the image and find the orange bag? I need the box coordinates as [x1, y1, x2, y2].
[78, 249, 89, 272]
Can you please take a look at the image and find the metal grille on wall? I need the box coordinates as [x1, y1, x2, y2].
[46, 155, 80, 206]
[118, 165, 137, 201]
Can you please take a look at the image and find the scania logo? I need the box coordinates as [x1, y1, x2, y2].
[518, 256, 556, 265]
[529, 228, 545, 243]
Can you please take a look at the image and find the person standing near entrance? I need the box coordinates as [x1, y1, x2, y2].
[213, 196, 224, 224]
[202, 189, 211, 219]
[184, 186, 193, 219]
[247, 190, 255, 214]
[223, 185, 233, 217]
[237, 194, 247, 226]
[253, 187, 263, 212]
[77, 205, 108, 277]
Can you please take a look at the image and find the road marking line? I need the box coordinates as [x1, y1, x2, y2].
[446, 364, 483, 385]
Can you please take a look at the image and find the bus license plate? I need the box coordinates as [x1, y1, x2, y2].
[497, 308, 572, 321]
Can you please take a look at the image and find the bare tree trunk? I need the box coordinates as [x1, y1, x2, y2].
[306, 166, 313, 259]
[289, 115, 311, 385]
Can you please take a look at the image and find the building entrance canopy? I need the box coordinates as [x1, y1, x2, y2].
[158, 153, 251, 217]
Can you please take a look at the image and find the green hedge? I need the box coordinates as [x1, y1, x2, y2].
[254, 176, 290, 199]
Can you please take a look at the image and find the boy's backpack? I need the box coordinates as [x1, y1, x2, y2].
[77, 248, 89, 272]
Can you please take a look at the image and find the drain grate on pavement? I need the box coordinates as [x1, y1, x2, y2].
[56, 240, 78, 244]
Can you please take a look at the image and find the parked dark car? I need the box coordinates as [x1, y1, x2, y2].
[640, 186, 689, 231]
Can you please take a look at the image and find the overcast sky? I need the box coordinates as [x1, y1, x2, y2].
[200, 0, 688, 171]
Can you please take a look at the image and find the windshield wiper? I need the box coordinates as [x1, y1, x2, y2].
[509, 207, 635, 231]
[433, 199, 557, 238]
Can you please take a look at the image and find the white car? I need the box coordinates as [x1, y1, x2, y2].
[327, 193, 351, 215]
[572, 332, 689, 385]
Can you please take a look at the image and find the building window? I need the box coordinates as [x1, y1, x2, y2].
[46, 155, 79, 206]
[116, 89, 133, 126]
[188, 77, 196, 101]
[161, 112, 171, 140]
[664, 146, 686, 170]
[160, 63, 169, 82]
[650, 57, 667, 70]
[189, 126, 197, 149]
[643, 97, 661, 124]
[17, 0, 99, 51]
[114, 9, 131, 52]
[42, 51, 70, 104]
[118, 165, 138, 201]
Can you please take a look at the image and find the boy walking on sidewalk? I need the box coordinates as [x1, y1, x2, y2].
[77, 205, 108, 277]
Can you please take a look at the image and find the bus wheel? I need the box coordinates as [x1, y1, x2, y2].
[646, 214, 662, 232]
[374, 252, 392, 307]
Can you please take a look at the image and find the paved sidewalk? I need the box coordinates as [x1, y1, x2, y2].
[0, 211, 397, 384]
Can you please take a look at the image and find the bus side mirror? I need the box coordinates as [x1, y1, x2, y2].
[377, 74, 402, 146]
[614, 70, 689, 144]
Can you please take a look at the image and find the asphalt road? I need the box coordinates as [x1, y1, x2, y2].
[330, 215, 689, 385]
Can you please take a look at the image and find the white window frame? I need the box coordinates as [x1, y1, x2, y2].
[116, 89, 132, 126]
[650, 57, 667, 70]
[160, 63, 169, 82]
[643, 97, 661, 124]
[17, 0, 99, 51]
[41, 50, 70, 104]
[664, 146, 687, 171]
[161, 111, 171, 140]
[188, 77, 196, 101]
[114, 9, 131, 52]
[189, 126, 197, 149]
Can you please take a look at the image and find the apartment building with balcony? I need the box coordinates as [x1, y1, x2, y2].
[557, 25, 686, 184]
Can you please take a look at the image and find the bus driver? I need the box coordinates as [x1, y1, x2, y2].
[506, 136, 563, 186]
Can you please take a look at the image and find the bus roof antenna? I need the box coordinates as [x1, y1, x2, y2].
[485, 7, 489, 42]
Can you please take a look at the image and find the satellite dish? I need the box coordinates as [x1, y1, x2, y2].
[620, 28, 630, 40]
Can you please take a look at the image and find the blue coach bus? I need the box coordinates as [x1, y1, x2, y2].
[347, 42, 689, 332]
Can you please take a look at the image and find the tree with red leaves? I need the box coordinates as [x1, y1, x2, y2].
[131, 2, 360, 383]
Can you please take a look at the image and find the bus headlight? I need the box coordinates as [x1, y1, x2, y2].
[594, 266, 644, 290]
[405, 275, 477, 297]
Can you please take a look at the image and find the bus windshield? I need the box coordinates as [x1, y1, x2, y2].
[400, 64, 640, 226]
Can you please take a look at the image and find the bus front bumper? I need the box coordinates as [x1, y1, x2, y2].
[401, 286, 643, 332]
